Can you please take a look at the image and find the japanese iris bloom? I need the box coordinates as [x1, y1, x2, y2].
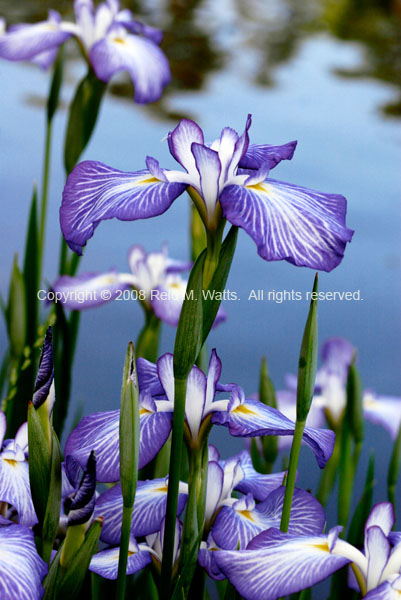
[0, 0, 170, 103]
[60, 115, 353, 270]
[64, 350, 334, 484]
[213, 502, 401, 600]
[51, 243, 225, 327]
[279, 338, 401, 439]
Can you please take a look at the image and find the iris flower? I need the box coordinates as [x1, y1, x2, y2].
[51, 243, 225, 327]
[279, 338, 401, 439]
[60, 115, 353, 271]
[214, 502, 401, 600]
[64, 350, 334, 483]
[0, 0, 170, 103]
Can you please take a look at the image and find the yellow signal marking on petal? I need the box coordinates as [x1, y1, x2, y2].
[153, 485, 168, 493]
[127, 550, 136, 556]
[239, 510, 255, 522]
[113, 37, 126, 45]
[246, 183, 272, 194]
[140, 408, 152, 415]
[233, 404, 257, 416]
[137, 177, 160, 185]
[310, 542, 330, 552]
[4, 459, 17, 467]
[169, 283, 181, 289]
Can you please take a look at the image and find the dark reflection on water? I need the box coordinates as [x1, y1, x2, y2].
[1, 0, 400, 117]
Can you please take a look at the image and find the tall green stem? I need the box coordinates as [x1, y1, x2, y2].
[38, 121, 52, 280]
[116, 505, 133, 600]
[160, 377, 188, 598]
[136, 310, 161, 362]
[280, 420, 306, 532]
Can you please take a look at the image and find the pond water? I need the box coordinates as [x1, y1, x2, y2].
[0, 0, 400, 535]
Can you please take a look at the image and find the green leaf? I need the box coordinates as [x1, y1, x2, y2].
[47, 46, 64, 123]
[7, 255, 26, 360]
[41, 430, 62, 563]
[119, 342, 140, 506]
[259, 357, 278, 469]
[23, 186, 39, 346]
[388, 422, 401, 506]
[296, 274, 318, 422]
[201, 226, 238, 344]
[173, 250, 206, 379]
[27, 401, 51, 525]
[42, 544, 62, 600]
[345, 359, 364, 444]
[64, 69, 106, 174]
[56, 519, 102, 600]
[171, 530, 203, 600]
[348, 453, 375, 547]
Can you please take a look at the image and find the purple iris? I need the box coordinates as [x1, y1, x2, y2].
[60, 115, 353, 271]
[0, 0, 170, 103]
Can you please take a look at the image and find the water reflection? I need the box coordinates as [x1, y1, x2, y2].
[1, 0, 399, 117]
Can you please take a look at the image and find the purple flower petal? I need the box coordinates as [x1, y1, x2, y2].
[239, 141, 297, 170]
[95, 479, 187, 544]
[60, 161, 186, 254]
[363, 393, 401, 440]
[51, 270, 133, 310]
[89, 543, 152, 579]
[0, 523, 47, 599]
[64, 404, 172, 483]
[66, 451, 96, 526]
[0, 14, 70, 63]
[0, 413, 6, 448]
[32, 327, 54, 411]
[212, 494, 261, 550]
[191, 142, 221, 219]
[365, 526, 391, 591]
[167, 119, 205, 176]
[136, 358, 165, 397]
[220, 177, 354, 271]
[204, 461, 224, 524]
[364, 576, 401, 600]
[214, 528, 349, 600]
[198, 536, 226, 581]
[89, 25, 170, 103]
[212, 392, 335, 467]
[320, 337, 355, 380]
[364, 503, 395, 540]
[232, 450, 286, 501]
[0, 450, 37, 526]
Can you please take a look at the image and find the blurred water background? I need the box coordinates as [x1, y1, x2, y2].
[1, 0, 400, 536]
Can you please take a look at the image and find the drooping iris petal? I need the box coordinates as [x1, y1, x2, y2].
[51, 270, 133, 310]
[0, 15, 71, 63]
[95, 479, 187, 544]
[89, 542, 152, 579]
[0, 452, 37, 526]
[219, 177, 354, 272]
[60, 161, 186, 254]
[363, 393, 401, 440]
[0, 413, 6, 448]
[239, 141, 297, 170]
[212, 392, 335, 468]
[0, 522, 47, 600]
[64, 403, 172, 482]
[365, 526, 391, 591]
[212, 488, 325, 551]
[198, 536, 226, 581]
[232, 450, 286, 501]
[214, 528, 350, 600]
[89, 25, 170, 103]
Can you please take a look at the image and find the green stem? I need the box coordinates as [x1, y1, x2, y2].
[116, 504, 133, 600]
[316, 427, 341, 505]
[203, 226, 224, 289]
[38, 119, 52, 280]
[280, 420, 306, 532]
[136, 310, 162, 362]
[160, 377, 188, 598]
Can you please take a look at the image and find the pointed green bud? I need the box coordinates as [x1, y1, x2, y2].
[7, 254, 26, 359]
[345, 356, 364, 444]
[296, 274, 318, 422]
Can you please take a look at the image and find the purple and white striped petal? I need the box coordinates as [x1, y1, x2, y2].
[365, 526, 391, 591]
[61, 161, 186, 254]
[0, 523, 47, 599]
[151, 276, 189, 326]
[0, 14, 71, 63]
[219, 178, 354, 271]
[364, 576, 401, 600]
[64, 402, 172, 482]
[0, 452, 37, 526]
[198, 536, 226, 581]
[65, 451, 97, 526]
[212, 391, 335, 467]
[191, 143, 221, 219]
[137, 358, 165, 397]
[363, 393, 401, 440]
[214, 528, 350, 600]
[239, 141, 297, 171]
[95, 479, 187, 544]
[89, 25, 170, 103]
[232, 450, 286, 501]
[205, 461, 225, 524]
[212, 494, 261, 550]
[364, 503, 395, 540]
[51, 270, 134, 310]
[167, 119, 205, 177]
[89, 542, 152, 579]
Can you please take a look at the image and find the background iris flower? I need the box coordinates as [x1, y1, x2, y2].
[0, 0, 170, 103]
